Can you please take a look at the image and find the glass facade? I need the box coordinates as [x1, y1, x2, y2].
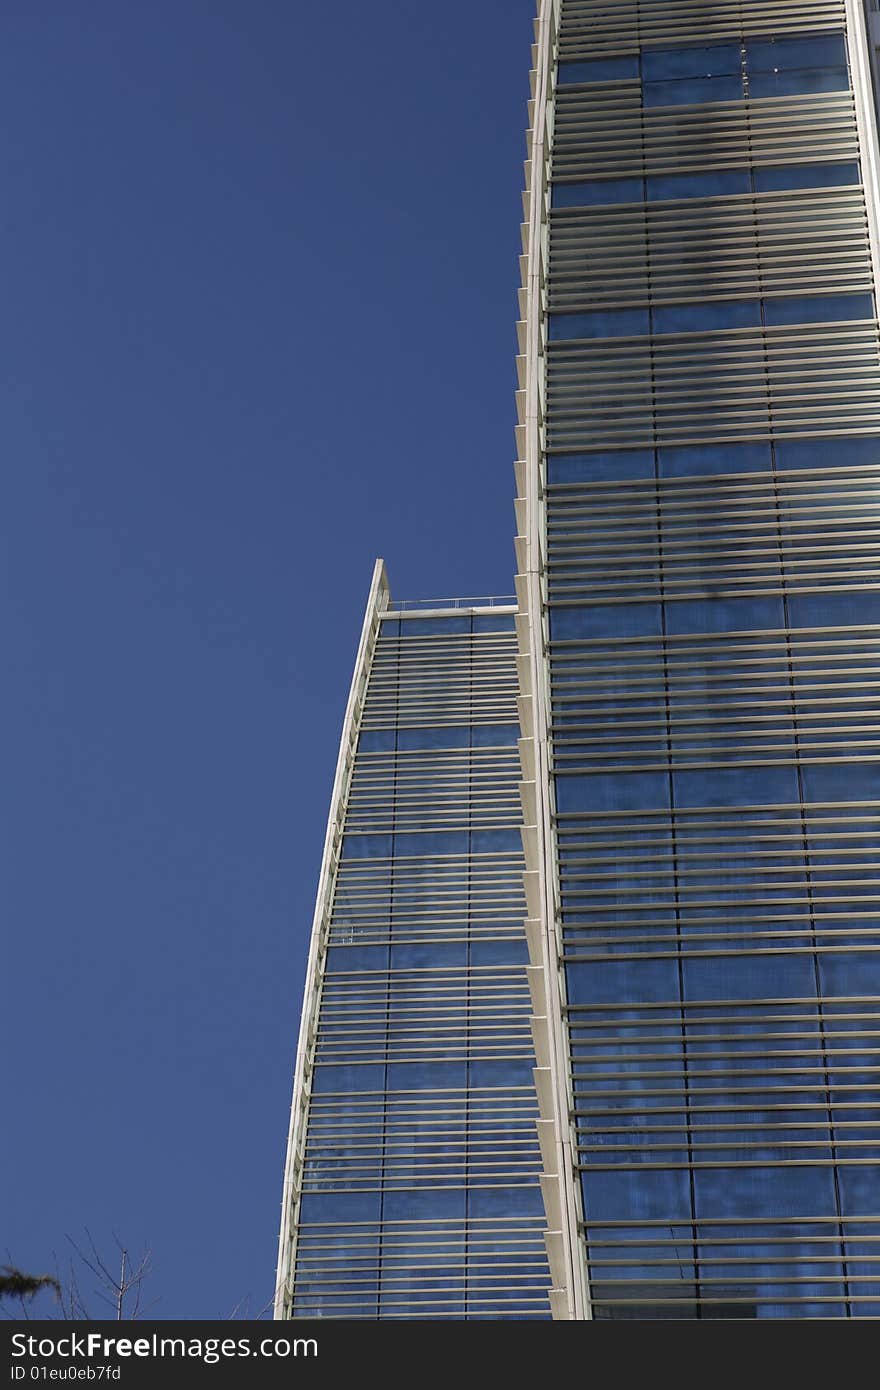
[276, 572, 550, 1319]
[517, 0, 880, 1319]
[279, 0, 880, 1323]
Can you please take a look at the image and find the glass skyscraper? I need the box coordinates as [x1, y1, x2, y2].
[275, 563, 551, 1318]
[278, 0, 880, 1318]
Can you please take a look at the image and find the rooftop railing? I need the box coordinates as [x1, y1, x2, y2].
[385, 594, 517, 613]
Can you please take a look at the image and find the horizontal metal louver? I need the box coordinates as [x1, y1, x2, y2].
[546, 323, 880, 448]
[549, 189, 871, 309]
[558, 0, 847, 55]
[552, 91, 858, 180]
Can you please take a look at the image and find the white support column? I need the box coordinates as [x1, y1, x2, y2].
[849, 1, 880, 295]
[273, 559, 389, 1319]
[514, 0, 589, 1320]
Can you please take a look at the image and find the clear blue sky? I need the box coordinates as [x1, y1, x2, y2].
[0, 1, 536, 1318]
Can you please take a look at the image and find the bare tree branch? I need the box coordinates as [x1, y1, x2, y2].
[225, 1289, 275, 1321]
[58, 1233, 153, 1321]
[3, 1233, 254, 1320]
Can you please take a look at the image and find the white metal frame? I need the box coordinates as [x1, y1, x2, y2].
[515, 0, 587, 1321]
[274, 558, 390, 1318]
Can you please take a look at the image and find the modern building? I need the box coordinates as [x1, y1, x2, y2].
[275, 563, 551, 1318]
[278, 0, 880, 1318]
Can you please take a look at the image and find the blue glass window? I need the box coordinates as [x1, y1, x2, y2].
[469, 1059, 534, 1087]
[652, 300, 760, 333]
[749, 67, 848, 97]
[312, 1063, 386, 1094]
[746, 33, 847, 72]
[547, 449, 656, 484]
[647, 169, 750, 201]
[838, 1165, 880, 1217]
[471, 613, 515, 633]
[393, 830, 468, 857]
[763, 293, 873, 325]
[819, 953, 880, 999]
[801, 763, 880, 802]
[683, 952, 817, 1001]
[298, 1191, 382, 1224]
[383, 1188, 465, 1220]
[582, 1168, 692, 1221]
[552, 178, 645, 208]
[694, 1166, 837, 1219]
[470, 939, 529, 966]
[398, 616, 470, 636]
[358, 729, 395, 752]
[325, 945, 388, 972]
[341, 833, 393, 860]
[775, 435, 880, 469]
[674, 764, 799, 809]
[659, 441, 771, 476]
[665, 595, 784, 635]
[568, 957, 680, 1006]
[556, 771, 670, 815]
[642, 44, 742, 81]
[471, 723, 520, 746]
[550, 603, 661, 641]
[391, 942, 467, 969]
[549, 308, 649, 340]
[469, 1186, 545, 1218]
[397, 726, 469, 751]
[471, 828, 522, 854]
[644, 75, 743, 106]
[386, 1061, 467, 1090]
[746, 33, 849, 98]
[789, 590, 880, 627]
[558, 55, 640, 85]
[754, 161, 859, 191]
